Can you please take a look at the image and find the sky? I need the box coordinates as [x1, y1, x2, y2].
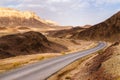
[0, 0, 120, 26]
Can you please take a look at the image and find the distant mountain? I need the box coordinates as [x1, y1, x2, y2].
[0, 8, 58, 28]
[0, 31, 67, 59]
[82, 25, 91, 28]
[72, 11, 120, 41]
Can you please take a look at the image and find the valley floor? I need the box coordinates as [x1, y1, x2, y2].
[0, 36, 96, 73]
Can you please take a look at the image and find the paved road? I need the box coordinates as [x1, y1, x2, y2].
[0, 42, 106, 80]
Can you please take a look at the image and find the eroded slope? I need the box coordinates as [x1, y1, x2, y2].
[73, 11, 120, 41]
[0, 31, 67, 59]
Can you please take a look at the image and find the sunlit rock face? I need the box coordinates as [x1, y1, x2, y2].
[0, 7, 58, 28]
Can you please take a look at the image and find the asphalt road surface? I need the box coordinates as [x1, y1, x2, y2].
[0, 42, 106, 80]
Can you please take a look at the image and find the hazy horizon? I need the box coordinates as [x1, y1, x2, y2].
[0, 0, 120, 26]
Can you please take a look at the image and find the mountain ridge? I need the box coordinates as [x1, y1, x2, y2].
[72, 11, 120, 41]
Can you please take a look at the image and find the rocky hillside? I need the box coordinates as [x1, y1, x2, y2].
[47, 27, 86, 38]
[0, 31, 67, 59]
[73, 11, 120, 41]
[0, 8, 58, 28]
[72, 42, 120, 80]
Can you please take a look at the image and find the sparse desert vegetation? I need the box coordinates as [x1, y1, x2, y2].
[0, 53, 62, 73]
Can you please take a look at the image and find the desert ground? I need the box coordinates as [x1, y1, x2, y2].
[0, 8, 120, 80]
[48, 42, 120, 80]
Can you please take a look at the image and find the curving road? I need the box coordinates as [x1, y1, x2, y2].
[0, 42, 106, 80]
